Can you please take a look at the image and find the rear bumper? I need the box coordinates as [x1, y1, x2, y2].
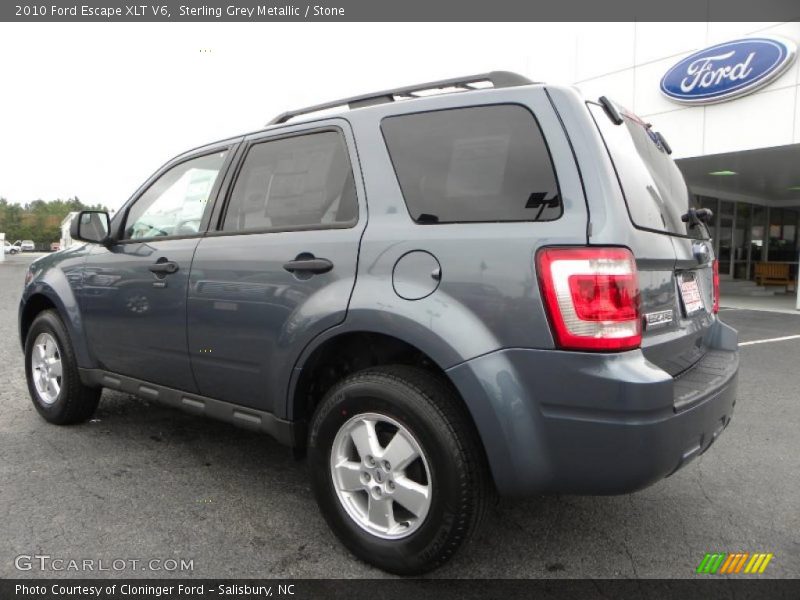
[446, 319, 738, 496]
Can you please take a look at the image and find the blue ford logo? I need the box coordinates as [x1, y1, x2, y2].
[660, 36, 797, 105]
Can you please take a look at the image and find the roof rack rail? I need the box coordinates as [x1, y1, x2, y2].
[267, 71, 535, 125]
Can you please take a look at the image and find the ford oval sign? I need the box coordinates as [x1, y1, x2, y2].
[660, 36, 797, 105]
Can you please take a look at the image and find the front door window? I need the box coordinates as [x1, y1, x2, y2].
[123, 151, 228, 240]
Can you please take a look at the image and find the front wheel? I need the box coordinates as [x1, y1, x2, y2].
[25, 310, 101, 424]
[308, 365, 490, 575]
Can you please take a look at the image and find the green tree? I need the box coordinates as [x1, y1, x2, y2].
[0, 197, 108, 249]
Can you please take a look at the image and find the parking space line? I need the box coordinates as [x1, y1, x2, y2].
[739, 334, 800, 347]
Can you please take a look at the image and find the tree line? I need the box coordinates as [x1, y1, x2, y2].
[0, 198, 108, 249]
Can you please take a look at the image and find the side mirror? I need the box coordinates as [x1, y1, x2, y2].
[70, 211, 112, 244]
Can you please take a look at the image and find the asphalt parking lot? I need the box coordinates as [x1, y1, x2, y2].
[1, 253, 798, 579]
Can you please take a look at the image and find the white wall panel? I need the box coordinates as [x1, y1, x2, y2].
[634, 22, 706, 65]
[794, 91, 800, 144]
[574, 23, 635, 82]
[644, 108, 705, 159]
[575, 68, 635, 110]
[704, 86, 796, 154]
[633, 53, 693, 115]
[706, 22, 783, 45]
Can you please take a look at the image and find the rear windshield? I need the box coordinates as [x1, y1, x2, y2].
[381, 104, 561, 224]
[588, 101, 708, 239]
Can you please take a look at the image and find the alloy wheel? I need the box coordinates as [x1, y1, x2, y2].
[31, 332, 63, 405]
[330, 412, 432, 539]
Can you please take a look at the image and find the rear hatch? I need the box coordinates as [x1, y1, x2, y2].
[587, 100, 716, 378]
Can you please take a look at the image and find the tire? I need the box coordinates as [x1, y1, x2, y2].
[25, 309, 101, 425]
[308, 365, 490, 575]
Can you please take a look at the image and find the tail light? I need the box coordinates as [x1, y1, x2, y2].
[712, 259, 720, 313]
[536, 247, 641, 351]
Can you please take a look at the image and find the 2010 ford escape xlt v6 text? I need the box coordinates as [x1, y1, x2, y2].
[19, 72, 738, 575]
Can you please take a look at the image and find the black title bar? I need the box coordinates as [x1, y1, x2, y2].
[3, 579, 800, 600]
[3, 0, 800, 22]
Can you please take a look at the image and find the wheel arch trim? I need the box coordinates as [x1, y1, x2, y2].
[284, 320, 511, 490]
[285, 316, 472, 422]
[20, 280, 93, 368]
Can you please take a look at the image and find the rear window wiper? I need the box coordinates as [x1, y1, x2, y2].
[654, 131, 672, 155]
[598, 96, 623, 125]
[681, 207, 713, 226]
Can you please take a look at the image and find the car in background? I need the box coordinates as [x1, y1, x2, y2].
[50, 242, 61, 252]
[20, 240, 35, 252]
[3, 241, 20, 254]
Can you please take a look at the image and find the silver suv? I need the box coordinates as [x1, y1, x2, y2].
[19, 72, 738, 574]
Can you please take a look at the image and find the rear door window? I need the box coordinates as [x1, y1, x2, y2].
[381, 105, 561, 224]
[222, 130, 357, 232]
[588, 101, 708, 239]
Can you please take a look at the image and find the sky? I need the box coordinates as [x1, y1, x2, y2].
[0, 22, 592, 210]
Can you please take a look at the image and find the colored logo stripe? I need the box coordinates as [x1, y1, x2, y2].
[745, 553, 773, 574]
[697, 552, 773, 574]
[697, 553, 726, 574]
[719, 553, 750, 573]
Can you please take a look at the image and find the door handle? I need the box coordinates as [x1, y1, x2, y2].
[148, 261, 180, 275]
[282, 257, 334, 275]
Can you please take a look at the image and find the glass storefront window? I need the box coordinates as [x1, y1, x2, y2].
[750, 206, 766, 263]
[717, 200, 734, 276]
[768, 208, 800, 262]
[733, 203, 751, 279]
[682, 198, 798, 279]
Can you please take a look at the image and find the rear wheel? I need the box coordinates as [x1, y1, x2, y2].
[308, 365, 490, 575]
[25, 310, 101, 424]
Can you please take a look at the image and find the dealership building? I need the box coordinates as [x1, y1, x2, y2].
[573, 22, 800, 285]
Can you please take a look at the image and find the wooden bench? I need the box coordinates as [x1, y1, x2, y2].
[754, 262, 796, 289]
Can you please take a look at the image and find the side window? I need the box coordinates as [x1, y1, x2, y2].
[381, 105, 561, 223]
[123, 150, 228, 240]
[222, 131, 357, 232]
